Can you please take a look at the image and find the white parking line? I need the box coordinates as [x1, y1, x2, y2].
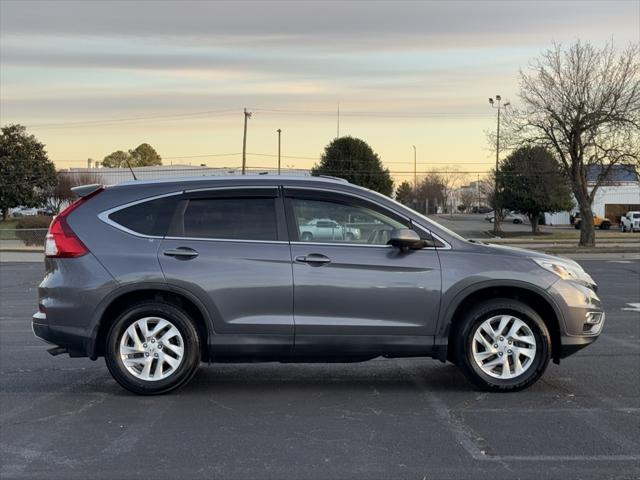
[622, 303, 640, 312]
[479, 454, 640, 462]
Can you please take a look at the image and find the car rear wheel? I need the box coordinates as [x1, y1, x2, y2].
[453, 299, 551, 392]
[105, 301, 201, 395]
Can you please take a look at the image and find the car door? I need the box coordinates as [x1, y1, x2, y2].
[284, 188, 442, 356]
[158, 186, 293, 357]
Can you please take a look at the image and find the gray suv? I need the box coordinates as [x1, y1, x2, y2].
[32, 176, 604, 395]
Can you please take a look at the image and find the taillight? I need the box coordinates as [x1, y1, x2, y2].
[45, 187, 104, 258]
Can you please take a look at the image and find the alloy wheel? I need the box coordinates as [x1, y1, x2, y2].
[471, 315, 537, 379]
[119, 316, 185, 381]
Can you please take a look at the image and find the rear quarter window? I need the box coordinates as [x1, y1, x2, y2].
[108, 196, 178, 236]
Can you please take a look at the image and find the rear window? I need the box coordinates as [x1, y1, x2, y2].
[175, 197, 278, 241]
[109, 196, 177, 236]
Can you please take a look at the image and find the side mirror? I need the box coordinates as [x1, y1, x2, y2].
[387, 229, 425, 249]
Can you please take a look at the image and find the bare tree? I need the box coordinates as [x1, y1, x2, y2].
[439, 169, 466, 216]
[45, 171, 102, 214]
[505, 41, 640, 246]
[458, 189, 476, 212]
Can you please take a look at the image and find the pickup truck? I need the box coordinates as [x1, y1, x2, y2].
[573, 214, 611, 230]
[620, 211, 640, 232]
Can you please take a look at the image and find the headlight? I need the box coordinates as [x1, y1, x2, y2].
[532, 258, 596, 288]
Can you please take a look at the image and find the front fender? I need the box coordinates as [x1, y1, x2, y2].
[434, 278, 565, 344]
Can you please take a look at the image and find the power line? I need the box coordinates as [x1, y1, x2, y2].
[251, 107, 492, 118]
[23, 109, 239, 129]
[49, 167, 561, 176]
[19, 107, 494, 130]
[36, 151, 494, 166]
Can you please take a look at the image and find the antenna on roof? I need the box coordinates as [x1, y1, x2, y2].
[124, 157, 138, 180]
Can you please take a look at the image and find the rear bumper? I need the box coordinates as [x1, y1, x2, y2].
[32, 311, 90, 357]
[32, 312, 53, 344]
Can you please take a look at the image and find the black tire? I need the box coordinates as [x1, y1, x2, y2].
[105, 301, 201, 395]
[574, 223, 581, 229]
[513, 219, 521, 224]
[300, 232, 313, 241]
[453, 298, 551, 392]
[599, 222, 611, 230]
[345, 232, 355, 241]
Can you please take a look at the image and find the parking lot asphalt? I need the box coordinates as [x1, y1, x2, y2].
[429, 213, 547, 238]
[1, 260, 639, 480]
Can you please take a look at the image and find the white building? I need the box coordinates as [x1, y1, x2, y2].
[65, 164, 310, 186]
[545, 165, 640, 225]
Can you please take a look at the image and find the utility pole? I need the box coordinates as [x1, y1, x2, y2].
[276, 129, 282, 175]
[488, 95, 510, 232]
[242, 108, 252, 175]
[412, 144, 417, 190]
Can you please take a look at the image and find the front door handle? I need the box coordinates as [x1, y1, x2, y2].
[163, 247, 199, 259]
[295, 253, 331, 265]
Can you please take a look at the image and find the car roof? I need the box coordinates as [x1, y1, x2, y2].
[113, 174, 348, 188]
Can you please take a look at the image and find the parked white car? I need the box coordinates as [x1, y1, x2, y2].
[484, 211, 526, 224]
[299, 218, 361, 241]
[11, 207, 38, 218]
[620, 211, 640, 232]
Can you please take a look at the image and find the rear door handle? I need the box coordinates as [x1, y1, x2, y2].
[295, 253, 331, 265]
[163, 247, 199, 259]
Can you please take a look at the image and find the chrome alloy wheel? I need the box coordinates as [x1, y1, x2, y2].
[119, 317, 184, 381]
[471, 315, 537, 379]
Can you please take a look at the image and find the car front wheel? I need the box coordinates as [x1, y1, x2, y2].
[453, 299, 551, 392]
[105, 301, 201, 395]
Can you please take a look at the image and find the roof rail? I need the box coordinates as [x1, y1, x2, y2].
[318, 175, 349, 183]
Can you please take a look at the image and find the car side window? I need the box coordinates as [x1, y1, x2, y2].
[109, 196, 178, 236]
[290, 197, 407, 245]
[173, 197, 278, 241]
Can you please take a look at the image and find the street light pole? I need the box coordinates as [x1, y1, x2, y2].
[276, 129, 282, 175]
[412, 144, 417, 197]
[488, 95, 510, 231]
[241, 108, 252, 175]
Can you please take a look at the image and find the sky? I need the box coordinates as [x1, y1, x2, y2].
[1, 0, 638, 182]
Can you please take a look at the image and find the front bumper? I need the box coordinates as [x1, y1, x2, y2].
[548, 279, 605, 359]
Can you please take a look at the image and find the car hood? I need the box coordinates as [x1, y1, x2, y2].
[472, 241, 581, 268]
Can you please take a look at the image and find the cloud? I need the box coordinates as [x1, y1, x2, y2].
[1, 0, 637, 50]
